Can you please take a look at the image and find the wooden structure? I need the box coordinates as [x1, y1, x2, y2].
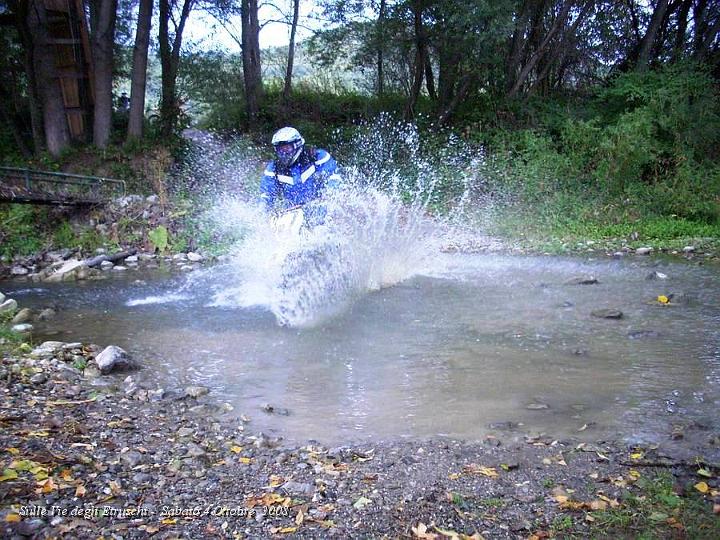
[45, 0, 94, 141]
[0, 167, 125, 206]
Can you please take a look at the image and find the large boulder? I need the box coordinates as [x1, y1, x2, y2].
[95, 345, 137, 374]
[44, 259, 87, 283]
[0, 298, 18, 314]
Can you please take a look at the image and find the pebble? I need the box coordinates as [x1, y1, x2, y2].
[682, 246, 695, 253]
[591, 309, 623, 319]
[185, 386, 210, 398]
[635, 247, 653, 255]
[646, 271, 668, 280]
[526, 403, 549, 410]
[11, 323, 33, 333]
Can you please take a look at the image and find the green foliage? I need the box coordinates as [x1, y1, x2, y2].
[148, 225, 169, 253]
[0, 205, 45, 257]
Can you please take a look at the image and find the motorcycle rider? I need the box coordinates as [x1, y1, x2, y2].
[260, 127, 341, 224]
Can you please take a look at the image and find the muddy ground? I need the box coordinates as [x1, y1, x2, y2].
[1, 343, 719, 539]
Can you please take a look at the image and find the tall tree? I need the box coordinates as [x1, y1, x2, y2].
[27, 0, 71, 156]
[127, 0, 153, 140]
[635, 0, 670, 70]
[159, 0, 195, 137]
[89, 0, 118, 147]
[282, 0, 300, 101]
[241, 0, 262, 119]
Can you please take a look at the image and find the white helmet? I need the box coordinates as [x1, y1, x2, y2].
[271, 126, 305, 167]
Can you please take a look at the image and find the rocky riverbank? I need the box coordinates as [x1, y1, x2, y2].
[1, 337, 719, 539]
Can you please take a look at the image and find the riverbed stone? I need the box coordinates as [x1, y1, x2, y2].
[112, 265, 128, 272]
[12, 323, 33, 333]
[44, 259, 86, 283]
[682, 246, 695, 253]
[0, 292, 4, 303]
[591, 308, 624, 319]
[526, 403, 549, 410]
[646, 271, 668, 280]
[30, 372, 47, 385]
[95, 345, 136, 374]
[11, 308, 32, 324]
[100, 261, 114, 270]
[0, 298, 18, 314]
[185, 386, 210, 398]
[564, 276, 598, 285]
[36, 308, 56, 321]
[125, 255, 139, 263]
[11, 265, 29, 275]
[635, 247, 653, 255]
[187, 252, 204, 262]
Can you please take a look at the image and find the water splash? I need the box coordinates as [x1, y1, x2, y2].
[188, 116, 496, 327]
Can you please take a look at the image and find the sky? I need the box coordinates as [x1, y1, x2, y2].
[186, 1, 321, 51]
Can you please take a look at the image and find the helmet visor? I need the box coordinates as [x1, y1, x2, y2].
[274, 142, 295, 158]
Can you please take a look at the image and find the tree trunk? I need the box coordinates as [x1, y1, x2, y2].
[0, 80, 32, 157]
[425, 55, 436, 100]
[508, 0, 574, 98]
[90, 0, 117, 148]
[127, 0, 153, 140]
[12, 0, 45, 152]
[27, 0, 70, 156]
[376, 0, 386, 97]
[405, 0, 427, 119]
[241, 0, 263, 120]
[636, 0, 670, 70]
[282, 0, 300, 101]
[158, 0, 194, 137]
[672, 0, 692, 61]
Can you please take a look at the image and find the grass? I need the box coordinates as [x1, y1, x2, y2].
[587, 472, 719, 539]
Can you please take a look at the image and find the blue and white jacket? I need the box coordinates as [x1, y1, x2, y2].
[260, 148, 341, 211]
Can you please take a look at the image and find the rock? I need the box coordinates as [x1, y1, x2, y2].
[173, 253, 188, 261]
[11, 323, 33, 333]
[564, 276, 598, 285]
[646, 271, 668, 280]
[179, 265, 194, 271]
[526, 403, 549, 410]
[0, 292, 4, 303]
[186, 442, 206, 458]
[44, 259, 86, 283]
[0, 298, 18, 314]
[146, 194, 160, 204]
[591, 309, 623, 319]
[682, 246, 695, 253]
[112, 266, 128, 272]
[36, 308, 57, 321]
[95, 345, 136, 374]
[100, 261, 114, 270]
[184, 386, 210, 398]
[11, 265, 29, 275]
[262, 403, 290, 415]
[148, 388, 166, 401]
[125, 255, 139, 263]
[11, 308, 32, 324]
[635, 247, 653, 255]
[139, 253, 156, 261]
[83, 366, 101, 378]
[488, 421, 520, 430]
[282, 481, 314, 497]
[187, 252, 204, 262]
[30, 372, 47, 385]
[120, 450, 144, 468]
[95, 248, 107, 254]
[177, 427, 194, 438]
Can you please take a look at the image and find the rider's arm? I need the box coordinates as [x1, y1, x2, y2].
[260, 162, 279, 210]
[314, 149, 342, 190]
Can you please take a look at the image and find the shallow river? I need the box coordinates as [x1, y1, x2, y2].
[5, 253, 719, 446]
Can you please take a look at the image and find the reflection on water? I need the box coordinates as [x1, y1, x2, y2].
[5, 254, 719, 445]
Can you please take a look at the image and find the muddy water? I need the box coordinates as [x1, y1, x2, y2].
[5, 254, 719, 445]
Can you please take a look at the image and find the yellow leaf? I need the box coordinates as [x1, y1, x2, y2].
[463, 464, 498, 478]
[239, 457, 252, 464]
[694, 481, 709, 494]
[5, 513, 21, 523]
[628, 469, 641, 480]
[36, 477, 57, 493]
[411, 522, 438, 539]
[230, 445, 243, 454]
[657, 295, 669, 304]
[630, 452, 643, 460]
[60, 469, 73, 481]
[75, 484, 86, 497]
[269, 475, 284, 487]
[270, 526, 297, 534]
[295, 509, 304, 525]
[448, 472, 461, 480]
[589, 499, 608, 511]
[0, 469, 19, 482]
[554, 494, 569, 504]
[161, 518, 177, 525]
[27, 431, 49, 437]
[5, 448, 20, 455]
[696, 468, 713, 478]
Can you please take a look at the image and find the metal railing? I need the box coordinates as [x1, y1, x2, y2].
[0, 166, 125, 205]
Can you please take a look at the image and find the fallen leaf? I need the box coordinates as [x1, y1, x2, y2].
[5, 448, 20, 455]
[75, 484, 86, 497]
[270, 526, 298, 534]
[0, 469, 19, 482]
[4, 513, 21, 523]
[630, 451, 643, 460]
[353, 496, 372, 510]
[238, 457, 252, 464]
[696, 468, 713, 478]
[295, 509, 304, 525]
[36, 477, 57, 494]
[161, 518, 177, 525]
[694, 481, 709, 494]
[657, 295, 670, 304]
[628, 469, 641, 481]
[230, 445, 243, 454]
[463, 464, 498, 478]
[412, 522, 438, 539]
[448, 472, 461, 480]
